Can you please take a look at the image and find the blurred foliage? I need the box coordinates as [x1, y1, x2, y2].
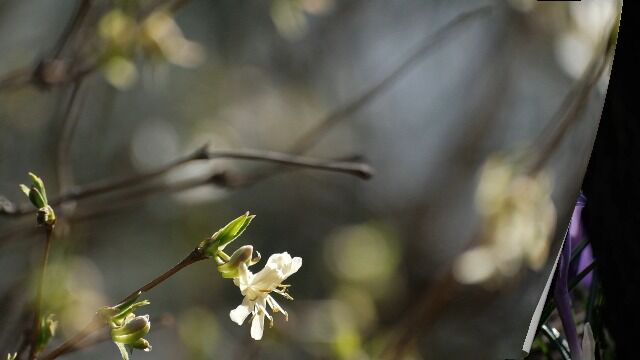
[0, 0, 619, 359]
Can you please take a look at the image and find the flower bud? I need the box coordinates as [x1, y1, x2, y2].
[218, 245, 254, 278]
[37, 205, 56, 227]
[111, 315, 151, 344]
[131, 338, 152, 352]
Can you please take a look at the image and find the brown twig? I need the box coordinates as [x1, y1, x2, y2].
[40, 248, 206, 360]
[526, 21, 617, 174]
[0, 146, 372, 218]
[56, 81, 86, 194]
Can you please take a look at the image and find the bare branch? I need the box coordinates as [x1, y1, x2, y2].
[0, 146, 371, 218]
[56, 81, 86, 194]
[289, 5, 494, 154]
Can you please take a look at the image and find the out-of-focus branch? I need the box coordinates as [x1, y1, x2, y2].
[232, 5, 493, 190]
[289, 5, 493, 154]
[526, 22, 617, 174]
[56, 81, 86, 194]
[0, 0, 94, 92]
[0, 146, 372, 219]
[0, 0, 186, 92]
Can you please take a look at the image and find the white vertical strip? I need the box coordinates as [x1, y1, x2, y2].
[521, 229, 567, 356]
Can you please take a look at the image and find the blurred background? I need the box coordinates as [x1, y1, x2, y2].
[0, 0, 619, 359]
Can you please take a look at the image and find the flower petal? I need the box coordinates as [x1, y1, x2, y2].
[251, 312, 265, 340]
[285, 257, 302, 278]
[230, 297, 253, 325]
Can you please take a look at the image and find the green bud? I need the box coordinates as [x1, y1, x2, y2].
[36, 205, 56, 226]
[20, 173, 56, 227]
[7, 353, 17, 360]
[198, 212, 255, 256]
[131, 338, 152, 352]
[218, 245, 254, 278]
[111, 315, 150, 344]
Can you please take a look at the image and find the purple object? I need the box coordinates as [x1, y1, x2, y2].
[553, 192, 593, 360]
[568, 192, 594, 288]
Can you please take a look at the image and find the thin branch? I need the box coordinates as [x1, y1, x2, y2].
[56, 81, 86, 194]
[28, 226, 54, 360]
[206, 149, 373, 180]
[40, 248, 207, 360]
[0, 146, 371, 218]
[51, 0, 93, 60]
[289, 5, 493, 154]
[526, 22, 617, 174]
[0, 67, 32, 93]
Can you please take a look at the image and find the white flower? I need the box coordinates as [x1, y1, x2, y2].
[229, 252, 302, 340]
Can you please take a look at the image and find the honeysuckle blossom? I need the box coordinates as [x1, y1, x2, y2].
[229, 252, 302, 340]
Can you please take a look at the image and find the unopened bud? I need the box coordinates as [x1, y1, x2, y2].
[111, 315, 151, 344]
[37, 205, 56, 227]
[218, 245, 254, 278]
[131, 338, 152, 352]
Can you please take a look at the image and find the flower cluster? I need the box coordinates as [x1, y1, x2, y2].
[200, 212, 303, 340]
[97, 9, 204, 89]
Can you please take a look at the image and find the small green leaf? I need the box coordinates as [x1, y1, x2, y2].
[7, 353, 17, 360]
[99, 293, 150, 325]
[112, 300, 151, 323]
[29, 187, 47, 209]
[28, 172, 47, 204]
[19, 184, 30, 197]
[199, 212, 255, 256]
